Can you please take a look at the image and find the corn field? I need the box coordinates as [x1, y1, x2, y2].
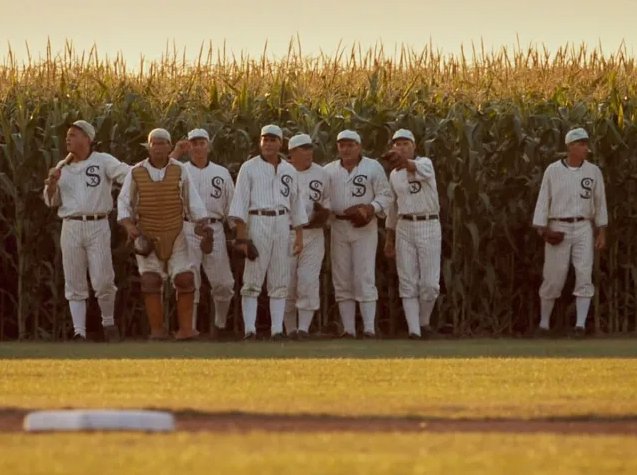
[1, 41, 636, 340]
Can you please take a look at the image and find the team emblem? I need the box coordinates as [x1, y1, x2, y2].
[211, 176, 224, 198]
[85, 165, 101, 187]
[580, 177, 594, 199]
[281, 174, 293, 197]
[352, 175, 367, 197]
[309, 180, 323, 201]
[408, 181, 422, 194]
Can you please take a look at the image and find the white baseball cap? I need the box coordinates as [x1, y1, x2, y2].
[188, 128, 210, 141]
[72, 120, 96, 141]
[288, 134, 313, 150]
[147, 128, 172, 143]
[392, 129, 415, 142]
[260, 124, 283, 139]
[565, 128, 589, 145]
[336, 130, 361, 144]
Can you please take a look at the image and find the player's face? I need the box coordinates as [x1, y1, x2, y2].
[337, 140, 361, 160]
[392, 139, 416, 159]
[148, 138, 172, 161]
[260, 135, 282, 157]
[568, 140, 589, 161]
[65, 127, 90, 154]
[289, 146, 313, 171]
[189, 138, 209, 160]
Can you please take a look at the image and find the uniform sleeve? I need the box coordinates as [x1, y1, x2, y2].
[117, 168, 136, 222]
[414, 157, 435, 180]
[105, 155, 131, 185]
[370, 162, 393, 218]
[289, 171, 308, 227]
[228, 162, 251, 222]
[532, 167, 551, 227]
[223, 169, 235, 218]
[320, 171, 331, 210]
[43, 185, 61, 208]
[385, 179, 398, 230]
[593, 167, 608, 227]
[182, 166, 208, 221]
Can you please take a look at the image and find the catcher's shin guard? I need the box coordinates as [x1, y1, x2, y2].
[143, 293, 167, 339]
[175, 291, 199, 340]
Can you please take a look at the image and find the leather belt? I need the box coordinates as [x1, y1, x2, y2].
[400, 214, 439, 221]
[184, 217, 220, 223]
[249, 209, 286, 217]
[550, 217, 587, 223]
[65, 214, 108, 221]
[335, 215, 350, 220]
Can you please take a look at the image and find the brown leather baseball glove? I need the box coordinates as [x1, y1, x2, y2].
[194, 223, 214, 254]
[234, 239, 259, 261]
[543, 229, 565, 246]
[134, 235, 155, 257]
[305, 201, 330, 229]
[343, 204, 375, 228]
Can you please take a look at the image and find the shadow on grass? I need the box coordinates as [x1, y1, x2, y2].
[1, 338, 637, 359]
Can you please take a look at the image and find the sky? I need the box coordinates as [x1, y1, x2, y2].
[1, 0, 635, 64]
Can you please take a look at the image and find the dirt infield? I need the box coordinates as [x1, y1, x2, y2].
[1, 408, 636, 435]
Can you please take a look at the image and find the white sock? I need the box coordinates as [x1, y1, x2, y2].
[69, 300, 87, 337]
[575, 297, 591, 328]
[284, 300, 297, 334]
[419, 299, 436, 327]
[540, 299, 555, 329]
[242, 296, 258, 334]
[270, 298, 286, 335]
[360, 301, 376, 334]
[97, 295, 115, 327]
[402, 298, 420, 335]
[214, 299, 231, 329]
[338, 300, 356, 335]
[298, 309, 315, 332]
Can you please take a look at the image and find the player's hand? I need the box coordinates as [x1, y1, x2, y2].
[595, 228, 606, 250]
[123, 221, 141, 240]
[170, 139, 191, 159]
[293, 235, 303, 256]
[44, 167, 61, 188]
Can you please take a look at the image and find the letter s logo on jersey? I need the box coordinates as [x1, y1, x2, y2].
[211, 176, 224, 198]
[280, 174, 293, 197]
[85, 165, 101, 187]
[309, 180, 323, 202]
[580, 177, 594, 199]
[351, 175, 367, 197]
[408, 181, 422, 194]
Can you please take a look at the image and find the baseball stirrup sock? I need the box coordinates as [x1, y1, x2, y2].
[360, 301, 376, 334]
[402, 298, 420, 335]
[213, 299, 231, 328]
[283, 305, 297, 334]
[419, 299, 436, 327]
[298, 309, 314, 332]
[69, 300, 87, 337]
[575, 297, 591, 328]
[269, 298, 286, 335]
[242, 297, 258, 334]
[338, 300, 356, 335]
[539, 299, 555, 329]
[97, 296, 115, 327]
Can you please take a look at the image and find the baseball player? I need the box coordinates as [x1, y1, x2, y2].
[43, 120, 129, 342]
[283, 134, 331, 339]
[170, 128, 236, 335]
[383, 129, 441, 339]
[533, 127, 608, 337]
[229, 124, 307, 340]
[118, 128, 208, 340]
[324, 130, 392, 338]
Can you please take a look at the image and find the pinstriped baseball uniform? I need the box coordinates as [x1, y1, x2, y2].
[229, 156, 307, 299]
[533, 159, 608, 299]
[117, 158, 208, 280]
[324, 156, 392, 302]
[184, 161, 235, 327]
[386, 156, 441, 302]
[283, 163, 330, 333]
[43, 152, 129, 330]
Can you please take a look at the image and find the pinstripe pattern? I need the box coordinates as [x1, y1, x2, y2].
[395, 220, 441, 300]
[185, 161, 234, 219]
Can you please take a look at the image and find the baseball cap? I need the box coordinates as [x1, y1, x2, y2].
[188, 128, 210, 141]
[565, 128, 589, 145]
[288, 134, 313, 150]
[336, 130, 361, 144]
[260, 124, 283, 139]
[147, 128, 172, 143]
[392, 129, 415, 142]
[71, 120, 96, 141]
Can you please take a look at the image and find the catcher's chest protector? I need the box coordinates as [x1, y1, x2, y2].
[132, 164, 183, 261]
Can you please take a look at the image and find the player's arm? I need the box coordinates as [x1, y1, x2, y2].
[43, 159, 66, 207]
[105, 155, 131, 185]
[369, 162, 393, 218]
[182, 166, 207, 222]
[223, 169, 236, 228]
[289, 173, 308, 228]
[412, 157, 435, 180]
[593, 168, 608, 250]
[532, 168, 552, 235]
[117, 169, 140, 239]
[383, 187, 398, 258]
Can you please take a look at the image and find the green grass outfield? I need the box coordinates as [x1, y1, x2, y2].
[1, 339, 636, 474]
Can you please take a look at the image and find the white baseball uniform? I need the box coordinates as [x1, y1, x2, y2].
[283, 162, 330, 334]
[117, 158, 207, 280]
[533, 159, 608, 302]
[184, 160, 235, 329]
[43, 152, 129, 337]
[324, 156, 392, 335]
[386, 156, 441, 335]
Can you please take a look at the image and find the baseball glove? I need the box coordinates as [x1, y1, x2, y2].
[134, 235, 155, 257]
[380, 150, 406, 170]
[234, 239, 259, 261]
[343, 204, 375, 228]
[305, 201, 330, 228]
[543, 229, 565, 246]
[194, 222, 214, 254]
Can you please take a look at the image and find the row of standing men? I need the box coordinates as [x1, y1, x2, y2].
[43, 121, 607, 341]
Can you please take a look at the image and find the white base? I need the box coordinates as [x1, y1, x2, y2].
[23, 410, 175, 432]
